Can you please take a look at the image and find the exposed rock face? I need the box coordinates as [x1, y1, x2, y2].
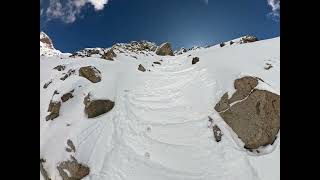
[83, 94, 115, 118]
[228, 76, 259, 104]
[40, 32, 54, 50]
[240, 35, 258, 44]
[215, 76, 280, 149]
[212, 125, 223, 142]
[138, 64, 146, 72]
[40, 159, 51, 180]
[57, 159, 90, 180]
[156, 42, 174, 56]
[102, 49, 117, 60]
[230, 41, 234, 45]
[46, 101, 61, 121]
[192, 57, 199, 65]
[79, 66, 101, 83]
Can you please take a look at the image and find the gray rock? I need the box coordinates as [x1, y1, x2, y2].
[79, 66, 101, 83]
[67, 139, 76, 153]
[138, 64, 146, 72]
[212, 125, 223, 142]
[43, 80, 52, 89]
[240, 35, 258, 44]
[155, 42, 174, 56]
[192, 57, 199, 65]
[53, 65, 66, 71]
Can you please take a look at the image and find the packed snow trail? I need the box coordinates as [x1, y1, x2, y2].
[72, 57, 260, 180]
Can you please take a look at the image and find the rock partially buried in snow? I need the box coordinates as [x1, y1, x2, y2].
[192, 57, 200, 65]
[40, 158, 51, 180]
[46, 101, 61, 121]
[57, 158, 90, 180]
[212, 125, 223, 142]
[155, 42, 174, 56]
[43, 80, 52, 89]
[84, 94, 115, 118]
[53, 65, 66, 71]
[215, 76, 280, 149]
[138, 64, 146, 72]
[79, 66, 101, 83]
[60, 69, 75, 81]
[61, 90, 74, 102]
[66, 139, 76, 153]
[101, 48, 117, 60]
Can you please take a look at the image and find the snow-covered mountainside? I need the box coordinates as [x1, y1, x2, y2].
[40, 36, 280, 180]
[40, 32, 70, 57]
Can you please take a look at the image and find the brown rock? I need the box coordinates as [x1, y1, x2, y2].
[102, 49, 117, 60]
[155, 42, 174, 56]
[57, 159, 90, 180]
[214, 92, 230, 112]
[138, 64, 146, 72]
[220, 89, 280, 149]
[228, 76, 258, 104]
[79, 66, 101, 83]
[192, 57, 199, 65]
[84, 95, 115, 118]
[61, 90, 74, 102]
[212, 125, 223, 142]
[46, 101, 61, 121]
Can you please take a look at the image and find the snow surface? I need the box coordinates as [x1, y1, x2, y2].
[40, 37, 280, 180]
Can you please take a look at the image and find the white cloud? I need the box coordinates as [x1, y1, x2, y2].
[267, 0, 280, 18]
[45, 0, 110, 23]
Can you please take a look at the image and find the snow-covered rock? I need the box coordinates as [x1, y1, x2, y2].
[40, 32, 71, 57]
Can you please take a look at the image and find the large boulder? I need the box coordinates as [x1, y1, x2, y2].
[79, 66, 101, 83]
[57, 159, 90, 180]
[84, 94, 115, 118]
[155, 42, 174, 56]
[228, 76, 259, 104]
[215, 76, 280, 149]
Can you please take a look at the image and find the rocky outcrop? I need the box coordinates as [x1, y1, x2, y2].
[192, 57, 199, 65]
[101, 49, 117, 60]
[46, 101, 61, 121]
[220, 42, 225, 47]
[138, 64, 146, 72]
[240, 35, 258, 44]
[57, 158, 90, 180]
[156, 42, 174, 56]
[215, 76, 280, 149]
[83, 94, 115, 118]
[79, 66, 101, 83]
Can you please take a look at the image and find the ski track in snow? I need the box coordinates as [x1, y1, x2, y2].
[71, 57, 260, 180]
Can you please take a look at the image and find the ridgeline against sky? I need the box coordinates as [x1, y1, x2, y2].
[40, 0, 280, 53]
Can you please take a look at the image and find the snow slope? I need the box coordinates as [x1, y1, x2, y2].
[40, 37, 280, 180]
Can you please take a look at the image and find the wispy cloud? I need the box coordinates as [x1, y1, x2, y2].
[45, 0, 110, 23]
[267, 0, 280, 21]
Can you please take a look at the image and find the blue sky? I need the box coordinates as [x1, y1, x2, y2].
[40, 0, 280, 53]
